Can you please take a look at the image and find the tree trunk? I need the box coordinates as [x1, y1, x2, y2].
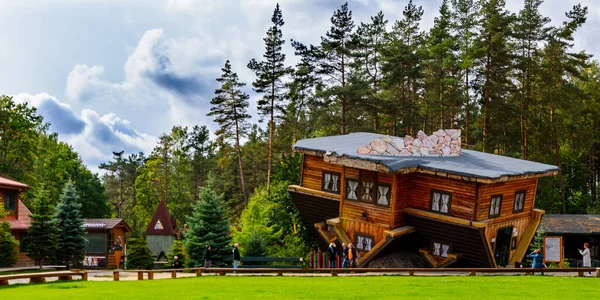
[483, 54, 490, 153]
[465, 68, 470, 149]
[234, 116, 248, 206]
[550, 101, 566, 214]
[267, 80, 275, 199]
[341, 54, 346, 135]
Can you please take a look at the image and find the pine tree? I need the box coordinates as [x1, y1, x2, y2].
[55, 181, 86, 269]
[248, 3, 292, 198]
[0, 207, 17, 267]
[125, 236, 154, 269]
[208, 60, 251, 206]
[167, 239, 186, 267]
[244, 230, 267, 257]
[184, 188, 231, 267]
[27, 185, 58, 269]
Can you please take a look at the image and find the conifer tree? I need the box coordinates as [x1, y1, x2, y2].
[55, 181, 86, 269]
[125, 236, 154, 269]
[0, 207, 17, 267]
[184, 188, 231, 267]
[244, 230, 267, 257]
[27, 185, 58, 269]
[248, 3, 292, 198]
[208, 60, 251, 205]
[167, 239, 186, 267]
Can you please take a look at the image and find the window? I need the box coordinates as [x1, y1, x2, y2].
[3, 192, 16, 211]
[359, 170, 376, 202]
[432, 241, 451, 258]
[356, 233, 374, 251]
[322, 171, 340, 194]
[85, 233, 106, 253]
[489, 195, 502, 218]
[511, 236, 518, 250]
[345, 178, 359, 201]
[376, 184, 391, 206]
[513, 191, 526, 213]
[430, 190, 451, 214]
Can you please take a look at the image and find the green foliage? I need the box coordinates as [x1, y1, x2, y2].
[244, 230, 267, 257]
[271, 152, 302, 185]
[55, 181, 86, 269]
[125, 237, 154, 270]
[0, 207, 18, 267]
[167, 240, 186, 267]
[184, 188, 231, 267]
[27, 185, 59, 268]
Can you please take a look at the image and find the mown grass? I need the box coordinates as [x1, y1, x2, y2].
[0, 275, 598, 299]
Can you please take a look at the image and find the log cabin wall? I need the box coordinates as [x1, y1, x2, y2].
[403, 174, 477, 220]
[476, 179, 538, 223]
[393, 174, 412, 228]
[484, 216, 531, 264]
[301, 155, 343, 191]
[342, 218, 386, 255]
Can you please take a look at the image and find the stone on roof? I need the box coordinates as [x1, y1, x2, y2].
[539, 214, 600, 235]
[293, 132, 559, 180]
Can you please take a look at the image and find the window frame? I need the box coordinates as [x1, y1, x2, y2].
[489, 194, 503, 218]
[355, 233, 375, 252]
[431, 240, 452, 258]
[3, 192, 17, 211]
[321, 171, 341, 194]
[375, 183, 391, 207]
[345, 178, 359, 201]
[513, 190, 526, 213]
[511, 236, 518, 250]
[429, 190, 452, 215]
[359, 170, 377, 203]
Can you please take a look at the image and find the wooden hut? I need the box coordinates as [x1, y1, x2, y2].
[0, 176, 33, 267]
[289, 131, 558, 268]
[145, 199, 178, 259]
[82, 218, 132, 268]
[539, 214, 599, 266]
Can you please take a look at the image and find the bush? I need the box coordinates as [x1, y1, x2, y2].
[244, 230, 267, 257]
[0, 220, 17, 267]
[126, 237, 154, 270]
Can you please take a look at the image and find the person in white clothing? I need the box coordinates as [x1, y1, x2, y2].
[578, 243, 591, 275]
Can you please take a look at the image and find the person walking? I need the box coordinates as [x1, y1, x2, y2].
[578, 243, 592, 275]
[203, 245, 212, 269]
[341, 243, 348, 268]
[232, 243, 241, 273]
[348, 243, 357, 268]
[529, 249, 544, 275]
[328, 242, 337, 268]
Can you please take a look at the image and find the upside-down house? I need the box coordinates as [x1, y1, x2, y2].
[288, 131, 558, 268]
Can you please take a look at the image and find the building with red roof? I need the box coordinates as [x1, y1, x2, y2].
[0, 175, 33, 266]
[145, 199, 178, 259]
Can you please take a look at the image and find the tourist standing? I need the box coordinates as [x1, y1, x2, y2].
[328, 242, 337, 268]
[529, 249, 544, 275]
[578, 243, 591, 275]
[233, 243, 241, 273]
[204, 245, 212, 268]
[341, 243, 348, 268]
[348, 243, 357, 268]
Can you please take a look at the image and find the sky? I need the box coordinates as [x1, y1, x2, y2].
[1, 0, 599, 173]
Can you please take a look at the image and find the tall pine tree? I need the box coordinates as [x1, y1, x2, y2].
[184, 188, 231, 267]
[208, 60, 251, 206]
[27, 185, 58, 269]
[248, 3, 292, 198]
[55, 181, 86, 269]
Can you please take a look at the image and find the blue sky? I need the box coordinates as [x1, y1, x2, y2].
[1, 0, 598, 173]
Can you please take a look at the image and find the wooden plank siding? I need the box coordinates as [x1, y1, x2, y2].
[477, 179, 538, 223]
[403, 174, 477, 220]
[393, 174, 411, 228]
[301, 155, 342, 191]
[484, 216, 531, 265]
[342, 219, 387, 256]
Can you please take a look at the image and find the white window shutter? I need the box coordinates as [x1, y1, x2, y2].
[441, 194, 449, 213]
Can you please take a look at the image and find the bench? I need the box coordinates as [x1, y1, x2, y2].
[231, 257, 306, 268]
[0, 270, 87, 285]
[113, 268, 203, 281]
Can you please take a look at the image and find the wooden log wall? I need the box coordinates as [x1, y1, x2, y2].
[301, 155, 342, 191]
[477, 179, 538, 223]
[341, 218, 386, 256]
[484, 216, 531, 264]
[393, 174, 411, 228]
[403, 174, 477, 220]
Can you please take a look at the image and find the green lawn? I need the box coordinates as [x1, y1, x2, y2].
[0, 276, 598, 299]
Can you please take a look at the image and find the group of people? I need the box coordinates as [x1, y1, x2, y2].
[172, 243, 242, 270]
[529, 243, 592, 276]
[328, 242, 358, 268]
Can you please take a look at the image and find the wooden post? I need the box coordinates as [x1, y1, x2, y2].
[470, 270, 476, 276]
[148, 272, 154, 280]
[595, 268, 600, 278]
[578, 271, 583, 277]
[218, 271, 226, 276]
[409, 271, 415, 276]
[113, 271, 120, 281]
[0, 280, 8, 286]
[137, 271, 144, 280]
[171, 270, 177, 278]
[30, 277, 45, 284]
[58, 275, 72, 281]
[276, 271, 283, 276]
[82, 272, 88, 281]
[195, 268, 202, 276]
[331, 271, 338, 276]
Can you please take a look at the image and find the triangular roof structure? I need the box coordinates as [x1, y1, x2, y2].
[82, 218, 132, 232]
[0, 176, 29, 190]
[6, 200, 32, 231]
[145, 199, 177, 236]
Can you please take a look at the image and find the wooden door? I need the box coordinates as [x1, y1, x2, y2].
[495, 226, 513, 267]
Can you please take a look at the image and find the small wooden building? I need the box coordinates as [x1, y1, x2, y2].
[1, 176, 33, 267]
[539, 214, 599, 266]
[145, 199, 178, 258]
[289, 131, 558, 268]
[82, 218, 132, 268]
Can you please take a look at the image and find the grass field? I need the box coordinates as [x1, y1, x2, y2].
[0, 276, 598, 299]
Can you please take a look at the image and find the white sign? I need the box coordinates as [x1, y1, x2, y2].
[544, 237, 561, 262]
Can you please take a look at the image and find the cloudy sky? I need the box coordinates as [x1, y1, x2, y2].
[1, 0, 598, 173]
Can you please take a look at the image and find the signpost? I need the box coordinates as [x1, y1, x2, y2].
[544, 236, 563, 267]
